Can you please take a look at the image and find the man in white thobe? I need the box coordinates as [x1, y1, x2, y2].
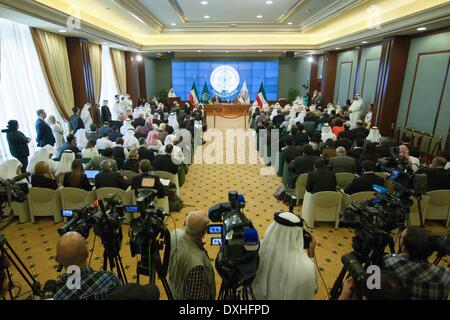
[349, 94, 364, 129]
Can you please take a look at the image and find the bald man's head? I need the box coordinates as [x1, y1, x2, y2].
[56, 232, 89, 269]
[185, 211, 209, 240]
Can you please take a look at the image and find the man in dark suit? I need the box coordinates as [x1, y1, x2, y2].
[152, 144, 179, 175]
[100, 100, 112, 124]
[35, 109, 55, 147]
[282, 136, 303, 164]
[59, 134, 81, 158]
[292, 124, 310, 146]
[131, 160, 165, 198]
[272, 110, 285, 128]
[348, 138, 365, 160]
[418, 157, 450, 191]
[349, 120, 369, 140]
[5, 120, 30, 172]
[68, 106, 85, 134]
[306, 159, 337, 194]
[344, 160, 384, 194]
[132, 114, 146, 128]
[95, 159, 129, 190]
[328, 147, 356, 173]
[98, 122, 112, 137]
[137, 138, 155, 163]
[288, 144, 320, 188]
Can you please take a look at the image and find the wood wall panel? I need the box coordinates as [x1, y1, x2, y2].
[321, 51, 338, 105]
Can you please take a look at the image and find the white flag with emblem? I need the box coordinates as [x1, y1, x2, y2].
[238, 81, 250, 104]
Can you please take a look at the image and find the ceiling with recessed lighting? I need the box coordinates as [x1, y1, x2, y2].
[0, 0, 449, 53]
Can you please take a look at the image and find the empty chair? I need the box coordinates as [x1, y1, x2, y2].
[407, 195, 430, 227]
[301, 191, 342, 229]
[28, 187, 62, 224]
[59, 187, 92, 210]
[152, 171, 180, 197]
[295, 173, 309, 202]
[342, 191, 376, 209]
[4, 201, 31, 224]
[336, 172, 355, 190]
[425, 190, 450, 226]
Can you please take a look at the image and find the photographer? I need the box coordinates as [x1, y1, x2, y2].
[384, 227, 450, 300]
[168, 210, 216, 300]
[54, 232, 120, 300]
[338, 271, 407, 300]
[253, 212, 317, 300]
[3, 120, 30, 172]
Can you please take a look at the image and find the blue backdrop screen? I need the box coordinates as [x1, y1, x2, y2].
[172, 61, 279, 101]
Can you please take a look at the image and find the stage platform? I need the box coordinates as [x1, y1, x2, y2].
[204, 103, 250, 115]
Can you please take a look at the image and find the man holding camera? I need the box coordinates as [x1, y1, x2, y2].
[4, 120, 30, 172]
[168, 210, 216, 300]
[53, 232, 120, 300]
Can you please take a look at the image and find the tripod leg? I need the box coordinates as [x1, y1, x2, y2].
[3, 240, 36, 280]
[115, 255, 128, 284]
[0, 247, 38, 296]
[330, 267, 348, 300]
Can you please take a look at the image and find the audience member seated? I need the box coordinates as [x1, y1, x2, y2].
[31, 161, 58, 190]
[59, 134, 81, 159]
[349, 119, 369, 140]
[86, 124, 99, 141]
[131, 160, 165, 198]
[288, 144, 320, 188]
[399, 144, 420, 172]
[292, 124, 310, 146]
[321, 138, 336, 161]
[95, 160, 128, 190]
[348, 138, 364, 160]
[85, 148, 118, 171]
[306, 159, 337, 194]
[281, 136, 302, 164]
[272, 109, 284, 127]
[132, 114, 146, 128]
[253, 212, 317, 299]
[344, 160, 384, 194]
[146, 130, 163, 152]
[157, 123, 168, 143]
[124, 128, 140, 150]
[134, 126, 146, 140]
[334, 132, 353, 152]
[309, 132, 323, 152]
[401, 136, 421, 158]
[96, 133, 114, 150]
[112, 138, 129, 160]
[328, 147, 356, 173]
[168, 211, 216, 300]
[338, 271, 407, 300]
[418, 156, 450, 191]
[137, 137, 155, 163]
[357, 142, 380, 174]
[63, 159, 93, 191]
[98, 122, 112, 137]
[152, 144, 179, 175]
[123, 149, 140, 173]
[439, 150, 450, 169]
[106, 283, 159, 300]
[384, 227, 450, 300]
[54, 232, 120, 300]
[332, 119, 344, 137]
[108, 125, 122, 142]
[81, 139, 99, 159]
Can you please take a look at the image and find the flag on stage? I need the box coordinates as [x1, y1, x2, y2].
[238, 81, 250, 104]
[189, 80, 199, 106]
[258, 81, 267, 101]
[200, 82, 211, 104]
[256, 92, 266, 108]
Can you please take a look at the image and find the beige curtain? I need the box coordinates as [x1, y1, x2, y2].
[88, 43, 102, 104]
[109, 48, 127, 94]
[31, 28, 74, 120]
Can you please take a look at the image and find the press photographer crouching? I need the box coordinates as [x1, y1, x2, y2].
[53, 232, 121, 300]
[168, 210, 216, 300]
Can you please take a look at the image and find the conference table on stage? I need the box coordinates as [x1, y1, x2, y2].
[204, 103, 250, 115]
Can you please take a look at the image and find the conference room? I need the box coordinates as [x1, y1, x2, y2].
[0, 0, 449, 308]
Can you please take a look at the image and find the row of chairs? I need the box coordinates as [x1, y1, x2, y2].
[300, 189, 450, 229]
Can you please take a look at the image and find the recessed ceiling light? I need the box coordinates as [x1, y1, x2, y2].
[335, 47, 340, 50]
[257, 15, 263, 19]
[197, 50, 202, 53]
[361, 41, 368, 44]
[171, 22, 176, 26]
[417, 27, 427, 31]
[201, 1, 208, 4]
[258, 50, 263, 53]
[265, 1, 273, 4]
[58, 29, 67, 33]
[225, 50, 230, 53]
[204, 15, 210, 19]
[287, 22, 293, 25]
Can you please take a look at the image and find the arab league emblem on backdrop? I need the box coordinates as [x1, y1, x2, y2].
[210, 65, 240, 98]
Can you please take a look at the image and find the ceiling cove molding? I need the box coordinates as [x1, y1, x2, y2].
[277, 0, 307, 23]
[0, 0, 141, 49]
[168, 0, 188, 24]
[113, 0, 163, 33]
[319, 3, 450, 50]
[300, 0, 368, 32]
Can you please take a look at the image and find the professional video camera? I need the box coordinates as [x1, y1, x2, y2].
[128, 189, 172, 298]
[208, 190, 260, 299]
[58, 195, 127, 283]
[0, 172, 30, 231]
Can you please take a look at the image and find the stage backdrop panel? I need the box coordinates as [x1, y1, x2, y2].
[172, 61, 279, 101]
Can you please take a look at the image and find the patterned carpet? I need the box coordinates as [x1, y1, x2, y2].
[1, 116, 449, 300]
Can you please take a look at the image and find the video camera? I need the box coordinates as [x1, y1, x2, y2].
[208, 191, 260, 289]
[0, 172, 30, 205]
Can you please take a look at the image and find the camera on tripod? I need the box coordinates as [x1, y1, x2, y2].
[208, 191, 260, 295]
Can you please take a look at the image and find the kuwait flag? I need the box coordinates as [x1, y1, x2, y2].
[189, 80, 199, 106]
[256, 92, 266, 108]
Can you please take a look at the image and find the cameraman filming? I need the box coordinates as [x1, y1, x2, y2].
[53, 232, 120, 300]
[3, 120, 31, 173]
[384, 227, 450, 300]
[168, 210, 216, 300]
